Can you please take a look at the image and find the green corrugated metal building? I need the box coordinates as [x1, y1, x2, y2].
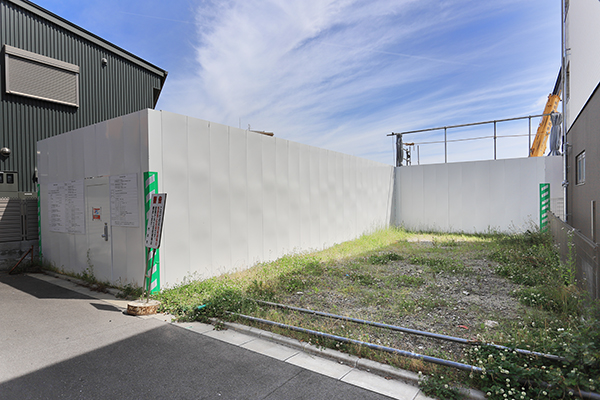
[1, 0, 168, 193]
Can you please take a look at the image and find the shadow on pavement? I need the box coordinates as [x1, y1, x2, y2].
[0, 271, 94, 300]
[0, 324, 394, 400]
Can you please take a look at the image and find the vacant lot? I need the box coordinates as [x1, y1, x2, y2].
[157, 228, 599, 399]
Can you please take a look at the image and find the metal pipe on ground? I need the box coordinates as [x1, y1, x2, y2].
[230, 312, 600, 400]
[231, 312, 480, 373]
[254, 300, 565, 362]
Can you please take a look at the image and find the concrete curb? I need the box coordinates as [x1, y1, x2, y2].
[220, 320, 486, 400]
[42, 270, 121, 297]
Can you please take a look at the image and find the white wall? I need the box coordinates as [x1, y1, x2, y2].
[148, 111, 395, 285]
[393, 157, 563, 233]
[37, 110, 395, 287]
[37, 111, 149, 284]
[565, 0, 600, 129]
[38, 109, 563, 288]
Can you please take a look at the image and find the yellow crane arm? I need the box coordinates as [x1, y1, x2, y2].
[529, 93, 561, 157]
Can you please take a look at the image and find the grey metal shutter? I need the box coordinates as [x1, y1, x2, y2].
[24, 199, 39, 240]
[4, 45, 80, 107]
[0, 198, 22, 242]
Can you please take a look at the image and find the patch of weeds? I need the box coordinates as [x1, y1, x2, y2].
[247, 279, 277, 300]
[213, 320, 226, 330]
[468, 291, 600, 400]
[469, 329, 599, 400]
[432, 238, 460, 248]
[490, 230, 562, 287]
[116, 283, 143, 300]
[315, 228, 411, 262]
[418, 295, 448, 310]
[365, 252, 403, 265]
[409, 256, 467, 274]
[516, 285, 583, 316]
[392, 296, 418, 314]
[346, 272, 377, 286]
[154, 277, 254, 321]
[278, 275, 310, 293]
[387, 274, 425, 287]
[419, 372, 465, 400]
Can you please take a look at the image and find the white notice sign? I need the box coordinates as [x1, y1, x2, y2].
[47, 180, 85, 234]
[145, 193, 166, 249]
[48, 183, 66, 233]
[110, 173, 139, 227]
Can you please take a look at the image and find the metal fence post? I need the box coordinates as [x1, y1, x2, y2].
[528, 116, 532, 155]
[444, 127, 447, 163]
[493, 121, 497, 160]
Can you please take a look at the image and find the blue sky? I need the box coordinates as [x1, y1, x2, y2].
[33, 0, 561, 166]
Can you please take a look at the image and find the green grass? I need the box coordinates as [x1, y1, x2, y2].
[153, 228, 600, 399]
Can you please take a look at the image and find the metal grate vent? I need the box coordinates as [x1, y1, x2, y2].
[4, 45, 79, 107]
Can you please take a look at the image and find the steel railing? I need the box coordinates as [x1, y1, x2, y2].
[388, 113, 553, 166]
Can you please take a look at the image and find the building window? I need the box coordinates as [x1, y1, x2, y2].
[4, 45, 79, 107]
[576, 150, 585, 185]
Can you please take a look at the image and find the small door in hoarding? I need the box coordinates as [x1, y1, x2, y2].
[85, 177, 113, 282]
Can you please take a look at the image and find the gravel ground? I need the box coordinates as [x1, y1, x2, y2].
[270, 239, 528, 362]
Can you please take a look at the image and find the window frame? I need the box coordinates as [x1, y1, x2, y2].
[576, 150, 585, 185]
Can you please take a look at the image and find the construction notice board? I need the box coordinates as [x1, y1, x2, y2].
[145, 193, 166, 249]
[48, 180, 85, 234]
[110, 173, 139, 227]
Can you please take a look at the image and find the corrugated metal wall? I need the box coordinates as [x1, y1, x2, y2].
[1, 0, 166, 192]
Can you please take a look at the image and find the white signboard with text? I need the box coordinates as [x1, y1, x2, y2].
[145, 193, 167, 249]
[47, 180, 85, 234]
[110, 173, 139, 227]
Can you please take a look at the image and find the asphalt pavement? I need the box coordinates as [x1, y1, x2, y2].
[0, 271, 434, 400]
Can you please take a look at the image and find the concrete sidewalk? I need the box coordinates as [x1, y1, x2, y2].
[0, 271, 435, 400]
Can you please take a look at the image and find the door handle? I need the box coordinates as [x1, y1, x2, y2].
[101, 223, 109, 241]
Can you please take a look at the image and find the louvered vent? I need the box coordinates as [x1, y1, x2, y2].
[4, 45, 79, 107]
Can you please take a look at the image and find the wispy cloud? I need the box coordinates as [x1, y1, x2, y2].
[158, 0, 560, 165]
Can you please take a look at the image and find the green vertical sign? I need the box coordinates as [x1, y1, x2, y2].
[144, 172, 160, 293]
[540, 183, 550, 232]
